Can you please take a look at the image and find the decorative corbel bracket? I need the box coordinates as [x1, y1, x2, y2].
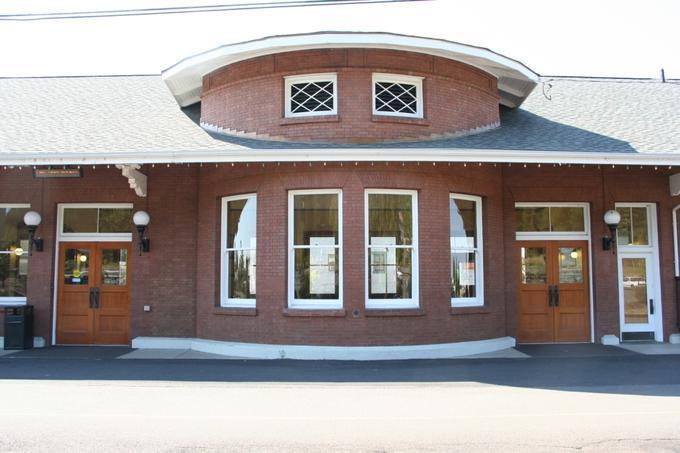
[116, 164, 147, 197]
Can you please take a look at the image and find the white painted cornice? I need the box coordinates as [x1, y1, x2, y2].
[3, 148, 680, 167]
[161, 31, 540, 108]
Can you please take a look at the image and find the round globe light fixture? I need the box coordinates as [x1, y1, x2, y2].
[603, 210, 621, 252]
[604, 210, 621, 227]
[23, 211, 42, 227]
[133, 210, 150, 227]
[22, 210, 44, 255]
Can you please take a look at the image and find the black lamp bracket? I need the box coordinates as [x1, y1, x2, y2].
[27, 225, 43, 255]
[136, 225, 150, 255]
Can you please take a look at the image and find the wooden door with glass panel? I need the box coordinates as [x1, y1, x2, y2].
[517, 241, 590, 343]
[57, 242, 131, 345]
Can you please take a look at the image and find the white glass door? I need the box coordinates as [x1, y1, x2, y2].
[618, 253, 658, 335]
[615, 203, 662, 341]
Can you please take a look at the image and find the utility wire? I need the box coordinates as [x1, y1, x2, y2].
[0, 0, 428, 21]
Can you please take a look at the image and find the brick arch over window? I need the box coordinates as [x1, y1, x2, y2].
[200, 49, 501, 144]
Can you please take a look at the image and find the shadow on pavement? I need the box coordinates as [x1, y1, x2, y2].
[0, 344, 679, 397]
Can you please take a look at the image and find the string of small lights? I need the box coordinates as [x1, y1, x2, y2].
[2, 162, 674, 171]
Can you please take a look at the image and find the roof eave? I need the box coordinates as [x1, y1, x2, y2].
[161, 31, 540, 108]
[3, 148, 679, 167]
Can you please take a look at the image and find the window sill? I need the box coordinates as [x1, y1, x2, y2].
[450, 306, 490, 316]
[213, 307, 258, 317]
[0, 299, 28, 307]
[371, 115, 429, 126]
[365, 308, 425, 317]
[283, 308, 346, 318]
[280, 115, 340, 126]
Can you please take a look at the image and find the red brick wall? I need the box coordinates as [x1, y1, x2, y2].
[0, 164, 677, 346]
[200, 49, 500, 144]
[0, 166, 198, 342]
[196, 163, 507, 346]
[136, 165, 199, 338]
[503, 165, 678, 342]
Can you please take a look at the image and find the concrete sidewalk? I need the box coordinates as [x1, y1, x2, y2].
[2, 343, 680, 387]
[4, 342, 680, 361]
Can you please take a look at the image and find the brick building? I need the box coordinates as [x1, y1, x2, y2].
[1, 32, 679, 359]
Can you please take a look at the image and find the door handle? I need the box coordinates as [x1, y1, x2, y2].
[89, 288, 96, 309]
[649, 299, 654, 315]
[94, 288, 100, 309]
[554, 286, 560, 307]
[548, 285, 554, 307]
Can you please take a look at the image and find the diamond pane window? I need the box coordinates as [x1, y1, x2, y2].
[373, 73, 423, 118]
[285, 74, 337, 117]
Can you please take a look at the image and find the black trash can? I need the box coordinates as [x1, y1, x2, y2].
[4, 305, 33, 350]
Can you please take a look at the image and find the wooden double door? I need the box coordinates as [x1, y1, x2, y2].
[517, 241, 591, 343]
[56, 242, 131, 345]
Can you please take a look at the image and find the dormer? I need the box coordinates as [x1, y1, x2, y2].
[162, 32, 539, 144]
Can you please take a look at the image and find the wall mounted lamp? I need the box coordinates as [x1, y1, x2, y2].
[133, 210, 150, 255]
[23, 211, 44, 255]
[602, 209, 621, 252]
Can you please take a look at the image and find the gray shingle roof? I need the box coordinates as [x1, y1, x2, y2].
[0, 75, 678, 159]
[0, 76, 237, 155]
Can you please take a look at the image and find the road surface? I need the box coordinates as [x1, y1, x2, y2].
[0, 346, 679, 452]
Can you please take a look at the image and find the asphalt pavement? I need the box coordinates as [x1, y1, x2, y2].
[0, 345, 679, 452]
[0, 344, 678, 393]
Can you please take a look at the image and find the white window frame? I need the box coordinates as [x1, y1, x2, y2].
[57, 203, 134, 242]
[450, 194, 484, 308]
[52, 203, 135, 344]
[365, 189, 419, 309]
[513, 201, 595, 343]
[284, 73, 338, 118]
[288, 189, 343, 310]
[615, 202, 663, 341]
[0, 203, 31, 305]
[372, 73, 424, 119]
[220, 194, 257, 308]
[515, 202, 589, 241]
[615, 203, 654, 251]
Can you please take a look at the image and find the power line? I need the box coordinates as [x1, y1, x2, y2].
[0, 0, 428, 21]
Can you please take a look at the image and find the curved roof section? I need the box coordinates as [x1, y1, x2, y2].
[162, 32, 539, 108]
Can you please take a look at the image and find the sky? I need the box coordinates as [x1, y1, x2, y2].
[0, 0, 678, 78]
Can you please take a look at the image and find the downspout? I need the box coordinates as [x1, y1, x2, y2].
[673, 205, 680, 329]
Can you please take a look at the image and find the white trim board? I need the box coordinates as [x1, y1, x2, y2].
[132, 336, 516, 360]
[161, 32, 538, 108]
[4, 149, 680, 167]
